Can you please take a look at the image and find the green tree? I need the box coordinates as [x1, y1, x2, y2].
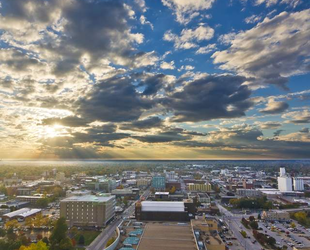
[78, 235, 85, 245]
[49, 217, 73, 250]
[36, 198, 49, 208]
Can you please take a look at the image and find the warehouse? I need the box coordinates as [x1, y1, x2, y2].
[135, 201, 190, 221]
[2, 208, 41, 222]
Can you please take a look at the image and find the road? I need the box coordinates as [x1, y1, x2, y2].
[217, 203, 261, 250]
[87, 189, 149, 250]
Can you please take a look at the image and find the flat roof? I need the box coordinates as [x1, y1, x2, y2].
[61, 195, 114, 202]
[3, 208, 41, 218]
[138, 223, 196, 250]
[141, 201, 185, 212]
[155, 192, 169, 195]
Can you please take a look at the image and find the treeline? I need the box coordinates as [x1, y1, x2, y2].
[229, 196, 273, 209]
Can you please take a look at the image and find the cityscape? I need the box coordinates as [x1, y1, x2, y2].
[0, 161, 310, 250]
[0, 0, 310, 250]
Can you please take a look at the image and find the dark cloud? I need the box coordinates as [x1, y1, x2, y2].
[133, 127, 205, 143]
[300, 128, 309, 133]
[138, 74, 166, 96]
[61, 0, 134, 60]
[42, 116, 89, 127]
[163, 75, 253, 122]
[120, 117, 164, 131]
[273, 129, 284, 137]
[77, 76, 153, 122]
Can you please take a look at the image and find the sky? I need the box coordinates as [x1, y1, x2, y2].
[0, 0, 309, 160]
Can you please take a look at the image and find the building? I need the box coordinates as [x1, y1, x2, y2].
[66, 190, 92, 197]
[261, 210, 290, 222]
[191, 217, 226, 250]
[136, 178, 150, 188]
[111, 188, 139, 200]
[138, 222, 197, 250]
[293, 178, 305, 191]
[2, 208, 41, 222]
[16, 195, 44, 205]
[236, 189, 262, 197]
[155, 192, 170, 200]
[56, 172, 66, 181]
[60, 194, 116, 227]
[278, 176, 293, 192]
[278, 168, 292, 192]
[188, 183, 212, 192]
[135, 201, 190, 221]
[151, 176, 166, 191]
[243, 180, 254, 189]
[165, 181, 181, 191]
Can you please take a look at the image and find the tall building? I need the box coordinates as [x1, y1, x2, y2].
[277, 168, 292, 192]
[279, 167, 286, 177]
[293, 178, 304, 191]
[60, 194, 115, 227]
[151, 176, 166, 190]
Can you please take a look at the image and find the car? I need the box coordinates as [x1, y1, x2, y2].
[252, 240, 257, 244]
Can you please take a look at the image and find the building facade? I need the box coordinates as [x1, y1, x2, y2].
[188, 183, 212, 192]
[60, 194, 115, 227]
[151, 176, 166, 191]
[293, 178, 304, 191]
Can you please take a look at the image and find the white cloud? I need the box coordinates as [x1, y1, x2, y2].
[179, 65, 195, 71]
[212, 9, 310, 88]
[217, 32, 237, 45]
[161, 0, 215, 24]
[160, 61, 175, 70]
[164, 25, 214, 50]
[140, 15, 153, 29]
[244, 14, 262, 24]
[255, 0, 302, 8]
[196, 43, 217, 54]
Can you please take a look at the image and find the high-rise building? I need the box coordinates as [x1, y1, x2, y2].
[60, 194, 115, 227]
[277, 168, 292, 192]
[293, 178, 304, 191]
[151, 176, 166, 191]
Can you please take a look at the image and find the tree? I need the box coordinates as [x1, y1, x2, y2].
[249, 216, 255, 222]
[5, 219, 19, 229]
[257, 213, 261, 220]
[249, 221, 258, 230]
[106, 237, 115, 247]
[36, 198, 49, 208]
[78, 235, 85, 245]
[240, 230, 247, 238]
[170, 186, 176, 194]
[0, 228, 6, 237]
[42, 237, 49, 246]
[49, 217, 72, 250]
[290, 222, 296, 228]
[266, 236, 276, 246]
[19, 240, 49, 250]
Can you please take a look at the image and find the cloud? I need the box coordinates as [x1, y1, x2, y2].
[120, 117, 164, 131]
[255, 0, 302, 8]
[196, 43, 217, 54]
[259, 98, 289, 114]
[76, 76, 154, 123]
[282, 110, 310, 124]
[163, 74, 253, 122]
[161, 0, 215, 24]
[160, 61, 175, 70]
[255, 121, 282, 129]
[213, 9, 310, 89]
[42, 116, 89, 127]
[164, 25, 214, 50]
[244, 14, 262, 24]
[133, 127, 205, 143]
[140, 15, 153, 29]
[300, 128, 309, 133]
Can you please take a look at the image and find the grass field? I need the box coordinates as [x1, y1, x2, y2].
[74, 230, 100, 246]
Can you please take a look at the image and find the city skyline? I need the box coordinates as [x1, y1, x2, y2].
[0, 0, 310, 159]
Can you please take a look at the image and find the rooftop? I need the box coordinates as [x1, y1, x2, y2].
[138, 222, 196, 250]
[141, 201, 185, 212]
[61, 194, 115, 202]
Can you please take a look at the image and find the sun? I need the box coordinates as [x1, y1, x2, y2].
[44, 124, 67, 138]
